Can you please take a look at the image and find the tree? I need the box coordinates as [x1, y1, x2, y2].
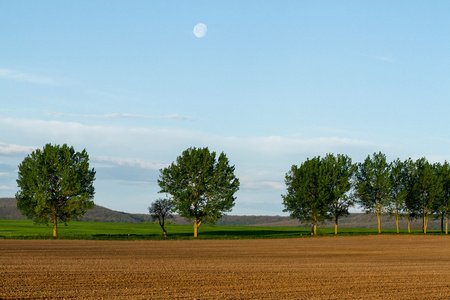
[16, 144, 95, 237]
[355, 152, 391, 233]
[158, 147, 240, 237]
[282, 156, 332, 235]
[403, 158, 420, 233]
[387, 158, 407, 233]
[324, 154, 357, 235]
[148, 198, 174, 237]
[435, 161, 450, 234]
[415, 158, 443, 233]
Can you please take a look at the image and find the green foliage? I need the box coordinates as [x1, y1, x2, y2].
[387, 159, 408, 216]
[402, 158, 420, 219]
[282, 156, 333, 235]
[417, 159, 444, 211]
[386, 158, 410, 233]
[325, 154, 357, 227]
[15, 144, 95, 236]
[414, 158, 444, 232]
[355, 152, 391, 214]
[355, 152, 391, 233]
[434, 162, 450, 231]
[158, 147, 240, 235]
[282, 154, 357, 235]
[400, 158, 448, 233]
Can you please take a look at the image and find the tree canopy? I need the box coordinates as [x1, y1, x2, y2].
[282, 154, 356, 235]
[282, 152, 450, 235]
[435, 162, 450, 234]
[325, 154, 357, 234]
[16, 144, 95, 237]
[158, 147, 240, 237]
[387, 158, 408, 233]
[282, 156, 333, 235]
[414, 158, 444, 233]
[355, 152, 391, 233]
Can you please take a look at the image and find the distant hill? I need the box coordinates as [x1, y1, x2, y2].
[0, 197, 444, 230]
[0, 198, 26, 220]
[0, 198, 153, 224]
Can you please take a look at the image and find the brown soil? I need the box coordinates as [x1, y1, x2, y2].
[1, 236, 450, 299]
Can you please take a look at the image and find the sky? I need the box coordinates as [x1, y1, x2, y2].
[1, 1, 450, 215]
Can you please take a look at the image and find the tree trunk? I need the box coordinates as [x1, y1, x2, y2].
[53, 216, 58, 237]
[194, 219, 201, 237]
[424, 213, 428, 234]
[159, 218, 168, 237]
[446, 213, 448, 235]
[334, 217, 338, 235]
[159, 224, 167, 237]
[408, 212, 411, 233]
[422, 207, 426, 233]
[311, 215, 318, 236]
[396, 214, 399, 234]
[377, 211, 381, 234]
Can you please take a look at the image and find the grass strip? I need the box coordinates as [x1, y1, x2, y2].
[0, 219, 444, 240]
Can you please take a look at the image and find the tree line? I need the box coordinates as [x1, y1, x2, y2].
[13, 144, 450, 238]
[282, 152, 450, 235]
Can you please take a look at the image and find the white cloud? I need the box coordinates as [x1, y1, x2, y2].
[236, 136, 377, 156]
[0, 117, 208, 159]
[0, 117, 388, 165]
[0, 142, 37, 155]
[373, 56, 392, 62]
[0, 117, 393, 213]
[47, 111, 194, 121]
[362, 54, 396, 63]
[6, 117, 403, 162]
[0, 185, 13, 190]
[236, 170, 286, 192]
[241, 179, 285, 191]
[0, 117, 403, 215]
[163, 114, 194, 120]
[0, 68, 56, 85]
[116, 180, 154, 186]
[92, 155, 168, 171]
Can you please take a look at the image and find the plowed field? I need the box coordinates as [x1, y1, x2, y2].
[1, 235, 450, 299]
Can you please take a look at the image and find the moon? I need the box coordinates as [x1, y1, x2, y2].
[193, 23, 207, 38]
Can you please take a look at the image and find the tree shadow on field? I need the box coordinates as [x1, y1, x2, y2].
[91, 232, 193, 240]
[91, 230, 310, 240]
[198, 229, 311, 239]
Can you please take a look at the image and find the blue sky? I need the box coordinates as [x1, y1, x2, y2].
[1, 1, 450, 215]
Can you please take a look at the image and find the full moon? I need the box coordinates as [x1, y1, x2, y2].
[193, 23, 207, 38]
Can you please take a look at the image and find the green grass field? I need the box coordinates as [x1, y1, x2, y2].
[0, 219, 440, 240]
